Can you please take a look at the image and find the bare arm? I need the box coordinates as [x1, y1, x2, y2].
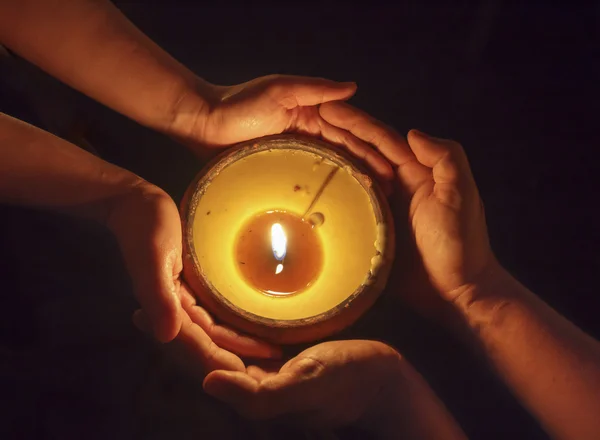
[0, 111, 144, 215]
[317, 102, 600, 439]
[0, 111, 186, 341]
[373, 357, 468, 440]
[453, 263, 600, 440]
[0, 0, 209, 139]
[0, 113, 283, 364]
[202, 339, 466, 439]
[0, 0, 391, 172]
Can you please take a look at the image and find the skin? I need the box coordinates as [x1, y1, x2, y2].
[0, 112, 278, 371]
[318, 103, 600, 438]
[0, 1, 465, 433]
[0, 0, 393, 177]
[203, 340, 467, 439]
[0, 0, 393, 343]
[203, 104, 600, 439]
[3, 1, 599, 438]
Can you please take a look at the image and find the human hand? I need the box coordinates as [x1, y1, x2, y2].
[203, 340, 402, 430]
[170, 75, 393, 180]
[132, 280, 281, 376]
[319, 107, 600, 440]
[318, 102, 495, 305]
[107, 181, 280, 367]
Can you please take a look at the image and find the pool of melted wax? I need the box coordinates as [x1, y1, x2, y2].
[235, 211, 324, 296]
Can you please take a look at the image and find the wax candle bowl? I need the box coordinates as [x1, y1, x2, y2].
[181, 134, 395, 344]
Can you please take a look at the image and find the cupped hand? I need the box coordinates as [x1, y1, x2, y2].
[318, 101, 494, 303]
[203, 340, 402, 429]
[106, 181, 280, 370]
[133, 282, 281, 377]
[173, 75, 394, 181]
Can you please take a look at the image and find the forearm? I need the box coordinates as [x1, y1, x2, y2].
[0, 0, 210, 137]
[454, 262, 600, 440]
[367, 359, 467, 440]
[0, 112, 152, 221]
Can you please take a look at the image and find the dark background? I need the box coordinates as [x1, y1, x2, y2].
[1, 1, 599, 439]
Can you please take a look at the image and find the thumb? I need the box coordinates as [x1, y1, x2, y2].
[204, 370, 267, 418]
[108, 186, 183, 342]
[267, 75, 357, 108]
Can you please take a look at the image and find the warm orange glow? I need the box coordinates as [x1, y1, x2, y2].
[235, 211, 323, 296]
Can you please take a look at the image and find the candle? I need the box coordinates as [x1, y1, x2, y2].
[181, 135, 394, 344]
[235, 210, 324, 296]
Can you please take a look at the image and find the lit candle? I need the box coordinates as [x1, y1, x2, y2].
[235, 211, 323, 296]
[181, 135, 394, 344]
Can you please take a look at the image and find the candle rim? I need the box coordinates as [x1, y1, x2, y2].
[181, 134, 394, 329]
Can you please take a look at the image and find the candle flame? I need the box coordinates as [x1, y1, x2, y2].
[271, 223, 287, 261]
[275, 263, 284, 275]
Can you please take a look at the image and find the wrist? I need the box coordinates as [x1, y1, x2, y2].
[105, 179, 171, 234]
[451, 260, 524, 335]
[163, 77, 218, 148]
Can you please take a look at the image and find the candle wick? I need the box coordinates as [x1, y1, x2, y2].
[302, 167, 339, 220]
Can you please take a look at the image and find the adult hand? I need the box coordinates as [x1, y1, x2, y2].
[318, 101, 494, 306]
[203, 339, 465, 439]
[108, 181, 280, 367]
[318, 106, 600, 440]
[171, 75, 394, 181]
[203, 340, 401, 429]
[132, 278, 280, 376]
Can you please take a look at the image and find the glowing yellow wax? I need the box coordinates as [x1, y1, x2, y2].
[190, 147, 381, 321]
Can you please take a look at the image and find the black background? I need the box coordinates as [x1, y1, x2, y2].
[1, 1, 599, 439]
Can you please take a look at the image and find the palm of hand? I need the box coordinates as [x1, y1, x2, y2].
[110, 182, 279, 370]
[280, 340, 400, 425]
[204, 340, 401, 428]
[315, 102, 493, 305]
[407, 172, 491, 300]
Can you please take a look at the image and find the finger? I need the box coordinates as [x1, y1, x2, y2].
[319, 102, 430, 194]
[206, 353, 332, 420]
[204, 369, 304, 420]
[140, 253, 181, 343]
[172, 312, 246, 374]
[317, 118, 394, 181]
[246, 363, 282, 381]
[109, 190, 183, 343]
[178, 283, 198, 309]
[133, 308, 245, 376]
[406, 129, 475, 186]
[180, 282, 282, 359]
[126, 245, 181, 343]
[185, 303, 282, 359]
[204, 370, 261, 416]
[319, 101, 414, 166]
[267, 75, 357, 108]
